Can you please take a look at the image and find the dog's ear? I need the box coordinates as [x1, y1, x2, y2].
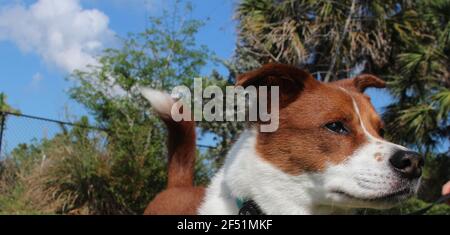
[333, 74, 386, 93]
[352, 74, 386, 92]
[236, 63, 318, 106]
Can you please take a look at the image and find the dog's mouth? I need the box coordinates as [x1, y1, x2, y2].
[331, 187, 412, 203]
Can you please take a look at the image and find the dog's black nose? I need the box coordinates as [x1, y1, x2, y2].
[389, 150, 424, 179]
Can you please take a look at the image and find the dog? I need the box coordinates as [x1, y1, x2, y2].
[141, 63, 424, 215]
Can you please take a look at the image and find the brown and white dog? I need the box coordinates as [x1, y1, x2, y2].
[141, 63, 424, 215]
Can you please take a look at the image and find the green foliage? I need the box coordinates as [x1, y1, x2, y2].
[381, 0, 449, 154]
[41, 120, 119, 214]
[0, 2, 216, 214]
[0, 92, 20, 113]
[0, 115, 213, 214]
[196, 71, 246, 169]
[66, 4, 214, 213]
[235, 0, 408, 81]
[1, 118, 115, 214]
[359, 198, 450, 215]
[419, 153, 450, 202]
[0, 184, 45, 215]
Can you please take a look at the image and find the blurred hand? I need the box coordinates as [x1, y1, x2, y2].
[443, 181, 450, 205]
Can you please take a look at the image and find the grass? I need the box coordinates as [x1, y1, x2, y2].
[0, 184, 49, 215]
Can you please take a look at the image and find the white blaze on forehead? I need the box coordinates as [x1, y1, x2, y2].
[338, 88, 378, 142]
[338, 87, 407, 150]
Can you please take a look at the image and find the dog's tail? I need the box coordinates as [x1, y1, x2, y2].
[140, 88, 196, 188]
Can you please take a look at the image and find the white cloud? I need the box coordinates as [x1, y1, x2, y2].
[31, 72, 43, 84]
[83, 0, 161, 12]
[0, 0, 116, 73]
[28, 72, 44, 91]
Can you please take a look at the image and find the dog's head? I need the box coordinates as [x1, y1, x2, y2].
[237, 63, 423, 210]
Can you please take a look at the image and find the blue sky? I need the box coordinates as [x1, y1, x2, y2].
[0, 0, 396, 149]
[0, 0, 238, 120]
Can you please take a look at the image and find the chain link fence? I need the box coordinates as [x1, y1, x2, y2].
[0, 111, 108, 160]
[0, 111, 214, 161]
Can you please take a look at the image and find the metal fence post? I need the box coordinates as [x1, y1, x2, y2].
[0, 111, 5, 157]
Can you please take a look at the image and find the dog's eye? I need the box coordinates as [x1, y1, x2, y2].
[379, 128, 385, 138]
[325, 121, 349, 135]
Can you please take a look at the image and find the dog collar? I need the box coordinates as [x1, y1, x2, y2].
[236, 198, 265, 215]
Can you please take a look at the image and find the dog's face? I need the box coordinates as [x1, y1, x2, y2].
[238, 64, 424, 210]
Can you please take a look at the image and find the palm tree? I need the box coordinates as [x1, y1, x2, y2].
[382, 0, 449, 153]
[235, 0, 407, 81]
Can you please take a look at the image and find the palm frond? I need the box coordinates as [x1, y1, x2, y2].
[432, 89, 450, 122]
